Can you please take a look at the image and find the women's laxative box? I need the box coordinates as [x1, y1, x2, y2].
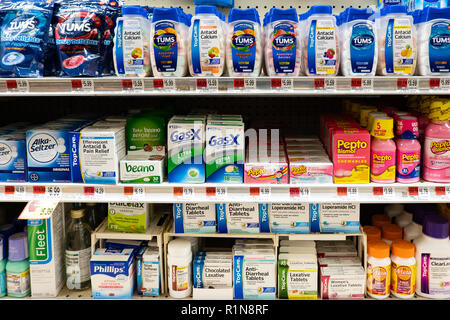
[107, 202, 151, 234]
[278, 253, 318, 300]
[120, 155, 165, 184]
[173, 203, 216, 233]
[288, 156, 334, 184]
[126, 113, 166, 156]
[71, 121, 126, 184]
[0, 134, 26, 182]
[205, 120, 245, 183]
[216, 203, 260, 234]
[332, 127, 371, 184]
[320, 266, 365, 300]
[309, 203, 360, 233]
[167, 117, 205, 183]
[259, 203, 309, 233]
[90, 248, 136, 299]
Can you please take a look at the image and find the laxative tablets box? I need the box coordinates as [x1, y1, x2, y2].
[216, 203, 260, 234]
[332, 127, 370, 184]
[288, 156, 334, 184]
[173, 203, 216, 233]
[136, 246, 160, 297]
[259, 203, 309, 233]
[320, 266, 365, 300]
[90, 248, 136, 299]
[120, 155, 165, 184]
[19, 201, 66, 297]
[71, 122, 126, 184]
[318, 257, 361, 267]
[0, 133, 26, 182]
[317, 246, 358, 258]
[309, 203, 360, 233]
[167, 118, 205, 183]
[108, 203, 151, 234]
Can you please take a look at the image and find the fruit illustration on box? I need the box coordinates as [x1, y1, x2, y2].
[208, 47, 219, 58]
[131, 48, 142, 59]
[401, 45, 412, 58]
[324, 48, 335, 59]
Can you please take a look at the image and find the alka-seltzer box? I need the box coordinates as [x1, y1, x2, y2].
[173, 203, 216, 233]
[136, 246, 160, 297]
[0, 133, 26, 182]
[278, 253, 318, 300]
[288, 156, 334, 184]
[205, 120, 244, 183]
[71, 122, 126, 184]
[310, 203, 360, 233]
[320, 266, 365, 300]
[90, 248, 136, 299]
[233, 247, 276, 300]
[259, 203, 309, 233]
[167, 118, 205, 183]
[18, 201, 66, 297]
[120, 155, 165, 184]
[108, 202, 150, 234]
[216, 203, 260, 234]
[332, 127, 371, 184]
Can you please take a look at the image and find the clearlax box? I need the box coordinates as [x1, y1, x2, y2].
[108, 202, 151, 234]
[19, 201, 66, 297]
[310, 203, 360, 233]
[216, 203, 260, 234]
[90, 248, 135, 299]
[0, 133, 26, 182]
[173, 203, 216, 233]
[259, 203, 309, 233]
[167, 118, 205, 183]
[120, 155, 165, 184]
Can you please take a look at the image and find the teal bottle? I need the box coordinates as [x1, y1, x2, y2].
[0, 235, 6, 297]
[6, 232, 30, 297]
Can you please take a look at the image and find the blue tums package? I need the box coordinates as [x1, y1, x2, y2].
[0, 0, 54, 77]
[54, 0, 107, 77]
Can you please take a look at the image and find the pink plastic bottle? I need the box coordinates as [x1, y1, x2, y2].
[423, 117, 450, 183]
[396, 139, 421, 183]
[371, 117, 396, 183]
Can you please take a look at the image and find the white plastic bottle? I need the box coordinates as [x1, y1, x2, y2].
[403, 209, 437, 241]
[188, 5, 226, 77]
[384, 204, 404, 219]
[302, 5, 340, 76]
[226, 8, 262, 77]
[417, 7, 450, 75]
[113, 6, 151, 77]
[167, 239, 192, 298]
[414, 215, 450, 299]
[395, 209, 413, 228]
[377, 5, 417, 76]
[340, 8, 378, 76]
[150, 8, 188, 77]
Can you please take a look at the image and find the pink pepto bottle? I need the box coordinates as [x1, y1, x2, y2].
[370, 117, 396, 183]
[396, 116, 421, 183]
[423, 100, 450, 183]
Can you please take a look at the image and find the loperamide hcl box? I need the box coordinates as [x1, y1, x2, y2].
[332, 127, 370, 184]
[309, 203, 360, 233]
[167, 118, 205, 183]
[19, 201, 66, 297]
[320, 266, 365, 299]
[259, 203, 309, 233]
[136, 246, 160, 297]
[173, 203, 216, 233]
[71, 122, 126, 184]
[90, 248, 136, 299]
[216, 203, 260, 234]
[205, 120, 245, 183]
[120, 155, 165, 184]
[108, 202, 151, 233]
[0, 133, 26, 182]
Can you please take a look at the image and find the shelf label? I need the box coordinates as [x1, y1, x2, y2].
[362, 78, 373, 90]
[435, 186, 450, 197]
[173, 187, 195, 198]
[397, 78, 408, 89]
[260, 186, 271, 197]
[249, 187, 260, 197]
[6, 80, 29, 92]
[46, 186, 62, 198]
[33, 186, 45, 195]
[440, 78, 450, 89]
[206, 187, 216, 197]
[289, 187, 310, 199]
[407, 78, 418, 90]
[71, 79, 94, 92]
[153, 78, 176, 90]
[270, 78, 281, 89]
[281, 78, 294, 90]
[4, 185, 26, 198]
[429, 78, 449, 89]
[234, 78, 256, 90]
[337, 187, 358, 199]
[372, 186, 395, 199]
[407, 186, 429, 200]
[324, 78, 336, 90]
[196, 78, 218, 91]
[314, 78, 325, 89]
[122, 79, 144, 91]
[83, 186, 105, 199]
[123, 186, 145, 199]
[350, 78, 362, 88]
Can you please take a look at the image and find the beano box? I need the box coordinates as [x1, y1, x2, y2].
[19, 201, 67, 297]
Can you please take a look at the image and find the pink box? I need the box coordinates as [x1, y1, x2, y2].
[244, 148, 289, 184]
[288, 156, 333, 184]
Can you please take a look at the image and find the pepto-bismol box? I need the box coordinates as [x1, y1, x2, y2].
[173, 203, 216, 233]
[216, 203, 259, 234]
[108, 202, 151, 233]
[310, 203, 360, 233]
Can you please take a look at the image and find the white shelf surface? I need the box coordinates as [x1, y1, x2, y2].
[0, 181, 447, 203]
[1, 76, 449, 96]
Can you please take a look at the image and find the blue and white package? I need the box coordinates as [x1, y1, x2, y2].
[259, 203, 309, 234]
[0, 133, 26, 182]
[309, 203, 360, 233]
[216, 203, 259, 234]
[173, 203, 216, 233]
[194, 0, 234, 8]
[54, 0, 106, 77]
[102, 0, 121, 76]
[136, 246, 160, 297]
[90, 248, 135, 299]
[193, 254, 232, 289]
[0, 0, 54, 77]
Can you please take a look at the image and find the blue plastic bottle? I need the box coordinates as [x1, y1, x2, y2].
[0, 235, 6, 297]
[6, 232, 30, 297]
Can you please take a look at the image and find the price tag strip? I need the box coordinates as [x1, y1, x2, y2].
[196, 78, 218, 91]
[289, 187, 310, 200]
[122, 79, 144, 92]
[173, 186, 195, 200]
[372, 186, 395, 200]
[233, 78, 256, 90]
[3, 185, 27, 200]
[123, 186, 145, 200]
[435, 186, 450, 198]
[83, 186, 106, 200]
[337, 186, 358, 200]
[71, 79, 94, 92]
[31, 185, 62, 199]
[6, 80, 29, 93]
[314, 78, 336, 90]
[153, 78, 176, 91]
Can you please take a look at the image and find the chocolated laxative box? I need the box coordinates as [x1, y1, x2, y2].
[173, 203, 216, 233]
[309, 203, 360, 233]
[259, 203, 309, 233]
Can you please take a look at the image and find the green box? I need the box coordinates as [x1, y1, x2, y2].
[107, 203, 152, 233]
[126, 113, 166, 156]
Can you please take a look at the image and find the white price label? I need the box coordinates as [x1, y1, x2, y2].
[133, 186, 145, 198]
[6, 80, 29, 92]
[418, 187, 430, 200]
[383, 186, 395, 199]
[281, 78, 294, 90]
[216, 187, 227, 198]
[46, 186, 62, 198]
[325, 78, 336, 90]
[183, 187, 195, 198]
[300, 187, 310, 199]
[347, 187, 358, 199]
[362, 78, 373, 90]
[94, 186, 105, 198]
[164, 78, 176, 90]
[260, 187, 271, 198]
[132, 79, 144, 91]
[407, 78, 418, 90]
[440, 78, 450, 89]
[244, 78, 256, 90]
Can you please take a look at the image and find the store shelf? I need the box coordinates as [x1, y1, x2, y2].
[0, 181, 447, 203]
[1, 76, 449, 96]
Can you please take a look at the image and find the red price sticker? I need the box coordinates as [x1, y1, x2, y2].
[121, 79, 133, 90]
[271, 78, 281, 88]
[435, 186, 446, 196]
[234, 78, 244, 88]
[373, 187, 383, 196]
[397, 78, 408, 89]
[430, 78, 440, 88]
[84, 186, 95, 196]
[314, 78, 325, 89]
[196, 78, 207, 89]
[4, 186, 15, 194]
[337, 187, 348, 197]
[408, 187, 419, 197]
[6, 80, 18, 90]
[33, 186, 46, 195]
[153, 79, 164, 88]
[205, 187, 216, 197]
[123, 186, 134, 196]
[351, 78, 362, 88]
[173, 187, 183, 197]
[249, 187, 260, 197]
[71, 79, 93, 92]
[289, 187, 300, 198]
